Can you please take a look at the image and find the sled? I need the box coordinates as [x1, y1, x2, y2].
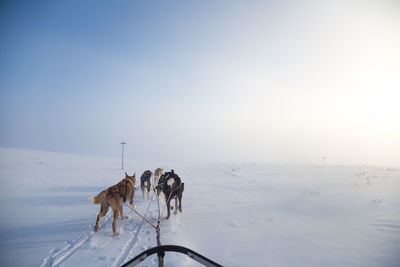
[121, 245, 222, 267]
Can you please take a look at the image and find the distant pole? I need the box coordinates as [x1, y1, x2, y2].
[121, 141, 126, 170]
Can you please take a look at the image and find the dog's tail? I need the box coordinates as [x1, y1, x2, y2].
[181, 183, 184, 193]
[88, 190, 108, 204]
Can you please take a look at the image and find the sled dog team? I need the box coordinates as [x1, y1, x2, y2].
[89, 168, 184, 235]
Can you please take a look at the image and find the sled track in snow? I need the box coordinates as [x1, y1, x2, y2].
[40, 212, 114, 267]
[112, 198, 154, 267]
[40, 197, 155, 267]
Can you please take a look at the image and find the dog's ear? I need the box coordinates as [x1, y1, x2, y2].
[125, 172, 128, 177]
[133, 172, 136, 178]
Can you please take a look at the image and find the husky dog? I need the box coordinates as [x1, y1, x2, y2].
[154, 168, 164, 188]
[156, 169, 184, 219]
[140, 170, 152, 199]
[88, 173, 136, 235]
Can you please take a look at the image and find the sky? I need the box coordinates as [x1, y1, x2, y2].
[1, 0, 399, 166]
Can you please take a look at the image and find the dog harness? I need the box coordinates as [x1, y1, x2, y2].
[108, 179, 129, 202]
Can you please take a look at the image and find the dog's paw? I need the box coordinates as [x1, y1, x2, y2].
[174, 210, 178, 215]
[113, 232, 120, 236]
[132, 204, 136, 209]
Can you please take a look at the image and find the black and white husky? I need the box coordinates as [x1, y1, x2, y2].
[156, 169, 184, 219]
[140, 170, 152, 200]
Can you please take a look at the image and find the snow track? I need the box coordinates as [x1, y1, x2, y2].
[112, 198, 154, 267]
[40, 213, 114, 267]
[40, 196, 157, 267]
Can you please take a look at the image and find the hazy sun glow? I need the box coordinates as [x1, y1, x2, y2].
[0, 0, 399, 166]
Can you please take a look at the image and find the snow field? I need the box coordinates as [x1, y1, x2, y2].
[0, 148, 399, 266]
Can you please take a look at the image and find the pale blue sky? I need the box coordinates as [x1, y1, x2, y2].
[1, 0, 399, 166]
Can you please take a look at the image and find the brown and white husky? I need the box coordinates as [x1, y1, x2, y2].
[88, 172, 136, 235]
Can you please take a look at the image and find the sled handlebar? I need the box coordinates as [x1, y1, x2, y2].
[121, 245, 223, 267]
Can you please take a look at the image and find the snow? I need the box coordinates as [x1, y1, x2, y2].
[0, 147, 399, 266]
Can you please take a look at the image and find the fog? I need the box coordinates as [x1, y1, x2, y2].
[1, 0, 399, 166]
